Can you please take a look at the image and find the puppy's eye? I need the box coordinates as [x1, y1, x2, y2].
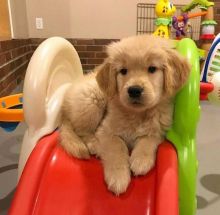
[120, 68, 128, 75]
[148, 66, 157, 73]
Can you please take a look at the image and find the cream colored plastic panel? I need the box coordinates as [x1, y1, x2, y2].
[18, 37, 83, 178]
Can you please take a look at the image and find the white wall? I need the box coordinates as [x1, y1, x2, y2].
[69, 0, 141, 39]
[5, 0, 193, 39]
[25, 0, 191, 39]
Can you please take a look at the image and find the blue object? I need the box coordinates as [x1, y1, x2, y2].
[202, 37, 220, 82]
[0, 121, 20, 132]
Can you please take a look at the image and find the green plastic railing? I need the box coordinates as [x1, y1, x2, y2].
[166, 38, 200, 215]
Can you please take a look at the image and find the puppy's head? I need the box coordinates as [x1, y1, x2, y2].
[96, 35, 190, 112]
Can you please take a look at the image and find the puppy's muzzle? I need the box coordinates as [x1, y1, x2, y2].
[128, 86, 143, 99]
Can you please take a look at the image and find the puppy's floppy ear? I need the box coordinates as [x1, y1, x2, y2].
[163, 48, 191, 96]
[96, 60, 117, 98]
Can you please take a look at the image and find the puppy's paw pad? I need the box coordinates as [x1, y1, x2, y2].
[130, 155, 155, 176]
[105, 167, 131, 195]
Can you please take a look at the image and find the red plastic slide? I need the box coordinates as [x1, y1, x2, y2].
[9, 131, 178, 215]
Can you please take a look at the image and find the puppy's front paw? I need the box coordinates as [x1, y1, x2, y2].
[130, 154, 155, 176]
[72, 143, 90, 159]
[60, 138, 90, 159]
[104, 166, 131, 195]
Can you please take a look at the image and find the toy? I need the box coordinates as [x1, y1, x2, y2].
[8, 37, 200, 215]
[154, 0, 215, 42]
[153, 0, 176, 38]
[182, 0, 215, 54]
[181, 0, 214, 12]
[0, 94, 23, 132]
[201, 34, 220, 82]
[201, 33, 220, 104]
[200, 82, 214, 100]
[166, 39, 200, 215]
[172, 11, 209, 39]
[179, 0, 219, 104]
[172, 14, 188, 39]
[10, 131, 179, 215]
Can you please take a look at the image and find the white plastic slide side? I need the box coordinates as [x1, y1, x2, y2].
[18, 37, 83, 178]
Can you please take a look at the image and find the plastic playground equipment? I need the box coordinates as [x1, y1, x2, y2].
[0, 94, 23, 132]
[8, 37, 200, 215]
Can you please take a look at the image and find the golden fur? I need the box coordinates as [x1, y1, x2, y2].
[60, 35, 190, 195]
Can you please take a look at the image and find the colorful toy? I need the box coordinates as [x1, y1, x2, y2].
[172, 14, 188, 39]
[172, 11, 208, 39]
[200, 82, 214, 100]
[154, 0, 215, 42]
[172, 11, 210, 40]
[201, 33, 220, 104]
[179, 0, 219, 104]
[182, 0, 215, 53]
[8, 37, 200, 215]
[153, 0, 176, 38]
[0, 94, 23, 132]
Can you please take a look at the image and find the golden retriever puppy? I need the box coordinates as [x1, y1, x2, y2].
[60, 35, 190, 195]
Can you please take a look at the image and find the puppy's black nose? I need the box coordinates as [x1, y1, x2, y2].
[128, 86, 143, 98]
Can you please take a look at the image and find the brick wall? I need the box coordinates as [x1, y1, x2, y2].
[30, 38, 119, 73]
[0, 38, 119, 97]
[0, 39, 34, 96]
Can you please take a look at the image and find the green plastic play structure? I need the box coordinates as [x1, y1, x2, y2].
[167, 38, 200, 215]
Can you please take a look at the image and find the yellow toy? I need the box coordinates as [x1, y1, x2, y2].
[153, 0, 176, 38]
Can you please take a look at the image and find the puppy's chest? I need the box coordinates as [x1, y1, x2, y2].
[114, 117, 160, 146]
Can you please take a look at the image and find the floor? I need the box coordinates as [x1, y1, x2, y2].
[0, 84, 25, 215]
[196, 102, 220, 214]
[0, 84, 220, 214]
